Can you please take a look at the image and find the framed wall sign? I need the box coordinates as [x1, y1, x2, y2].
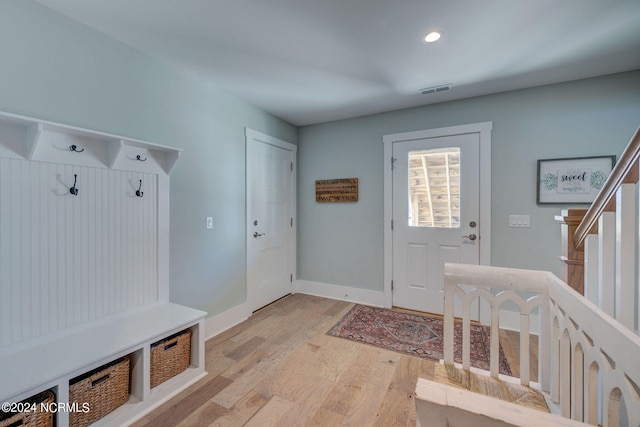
[315, 178, 358, 202]
[537, 155, 615, 204]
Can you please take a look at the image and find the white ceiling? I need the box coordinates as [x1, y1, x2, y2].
[36, 0, 640, 126]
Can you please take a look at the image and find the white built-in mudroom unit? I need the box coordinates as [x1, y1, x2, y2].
[0, 111, 207, 427]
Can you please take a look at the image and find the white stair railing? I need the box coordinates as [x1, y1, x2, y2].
[442, 263, 550, 389]
[439, 262, 640, 426]
[575, 126, 640, 333]
[547, 271, 640, 425]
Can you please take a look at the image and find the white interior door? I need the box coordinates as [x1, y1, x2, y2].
[392, 133, 480, 315]
[246, 129, 296, 312]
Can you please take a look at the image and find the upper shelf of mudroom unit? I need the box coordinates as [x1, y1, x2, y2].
[0, 111, 182, 174]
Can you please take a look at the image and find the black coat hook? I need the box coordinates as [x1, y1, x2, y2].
[136, 154, 147, 161]
[70, 174, 79, 196]
[69, 144, 85, 153]
[136, 179, 143, 197]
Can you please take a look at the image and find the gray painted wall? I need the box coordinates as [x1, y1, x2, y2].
[298, 71, 640, 292]
[1, 1, 639, 320]
[0, 0, 297, 318]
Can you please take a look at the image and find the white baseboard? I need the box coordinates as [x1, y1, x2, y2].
[202, 286, 536, 341]
[295, 280, 388, 307]
[499, 310, 540, 335]
[203, 281, 386, 341]
[204, 302, 251, 341]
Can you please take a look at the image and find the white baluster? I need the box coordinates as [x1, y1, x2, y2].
[462, 298, 471, 370]
[601, 383, 611, 427]
[584, 234, 599, 305]
[539, 289, 551, 393]
[560, 330, 571, 417]
[586, 361, 599, 425]
[551, 316, 560, 403]
[615, 183, 636, 330]
[443, 279, 455, 365]
[598, 212, 616, 317]
[572, 344, 584, 421]
[490, 307, 500, 378]
[520, 313, 530, 386]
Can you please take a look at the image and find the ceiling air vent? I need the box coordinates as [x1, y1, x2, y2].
[420, 84, 452, 95]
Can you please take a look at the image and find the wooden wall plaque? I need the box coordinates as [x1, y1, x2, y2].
[315, 178, 358, 202]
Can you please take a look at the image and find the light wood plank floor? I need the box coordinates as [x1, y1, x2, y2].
[132, 294, 536, 427]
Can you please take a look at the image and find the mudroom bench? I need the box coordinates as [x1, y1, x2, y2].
[0, 111, 207, 426]
[0, 303, 207, 426]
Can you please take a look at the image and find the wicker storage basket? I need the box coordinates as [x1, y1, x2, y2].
[150, 329, 191, 388]
[68, 355, 130, 427]
[0, 390, 55, 427]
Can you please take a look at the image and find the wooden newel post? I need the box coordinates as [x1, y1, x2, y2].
[555, 208, 588, 295]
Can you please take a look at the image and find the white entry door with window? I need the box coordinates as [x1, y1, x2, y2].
[246, 129, 296, 312]
[384, 122, 492, 316]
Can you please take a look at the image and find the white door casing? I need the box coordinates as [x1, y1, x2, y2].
[383, 122, 492, 319]
[246, 129, 296, 312]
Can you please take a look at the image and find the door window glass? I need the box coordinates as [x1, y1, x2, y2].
[408, 147, 460, 227]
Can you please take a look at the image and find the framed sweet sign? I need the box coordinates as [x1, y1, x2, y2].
[537, 155, 615, 204]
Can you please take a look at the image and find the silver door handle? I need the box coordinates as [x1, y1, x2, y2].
[462, 234, 477, 241]
[253, 232, 266, 238]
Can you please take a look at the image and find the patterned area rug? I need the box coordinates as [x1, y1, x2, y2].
[327, 305, 512, 376]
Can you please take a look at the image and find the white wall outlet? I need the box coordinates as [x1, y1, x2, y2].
[206, 217, 213, 229]
[509, 214, 530, 228]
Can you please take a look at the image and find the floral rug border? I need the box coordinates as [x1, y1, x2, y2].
[327, 304, 512, 376]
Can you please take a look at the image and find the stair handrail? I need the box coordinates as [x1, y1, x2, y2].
[574, 126, 640, 248]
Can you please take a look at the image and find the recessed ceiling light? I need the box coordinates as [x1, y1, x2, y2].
[424, 31, 441, 43]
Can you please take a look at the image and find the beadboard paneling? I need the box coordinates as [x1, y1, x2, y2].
[0, 158, 158, 348]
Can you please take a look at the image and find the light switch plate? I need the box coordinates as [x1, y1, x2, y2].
[206, 217, 213, 229]
[509, 215, 530, 228]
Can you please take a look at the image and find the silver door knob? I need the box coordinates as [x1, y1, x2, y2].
[253, 232, 266, 238]
[462, 234, 477, 241]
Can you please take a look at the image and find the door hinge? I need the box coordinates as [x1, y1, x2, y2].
[290, 273, 293, 283]
[391, 280, 394, 291]
[391, 219, 394, 230]
[391, 157, 397, 170]
[290, 162, 293, 171]
[291, 218, 293, 227]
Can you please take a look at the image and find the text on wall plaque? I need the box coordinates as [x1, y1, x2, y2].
[315, 178, 358, 202]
